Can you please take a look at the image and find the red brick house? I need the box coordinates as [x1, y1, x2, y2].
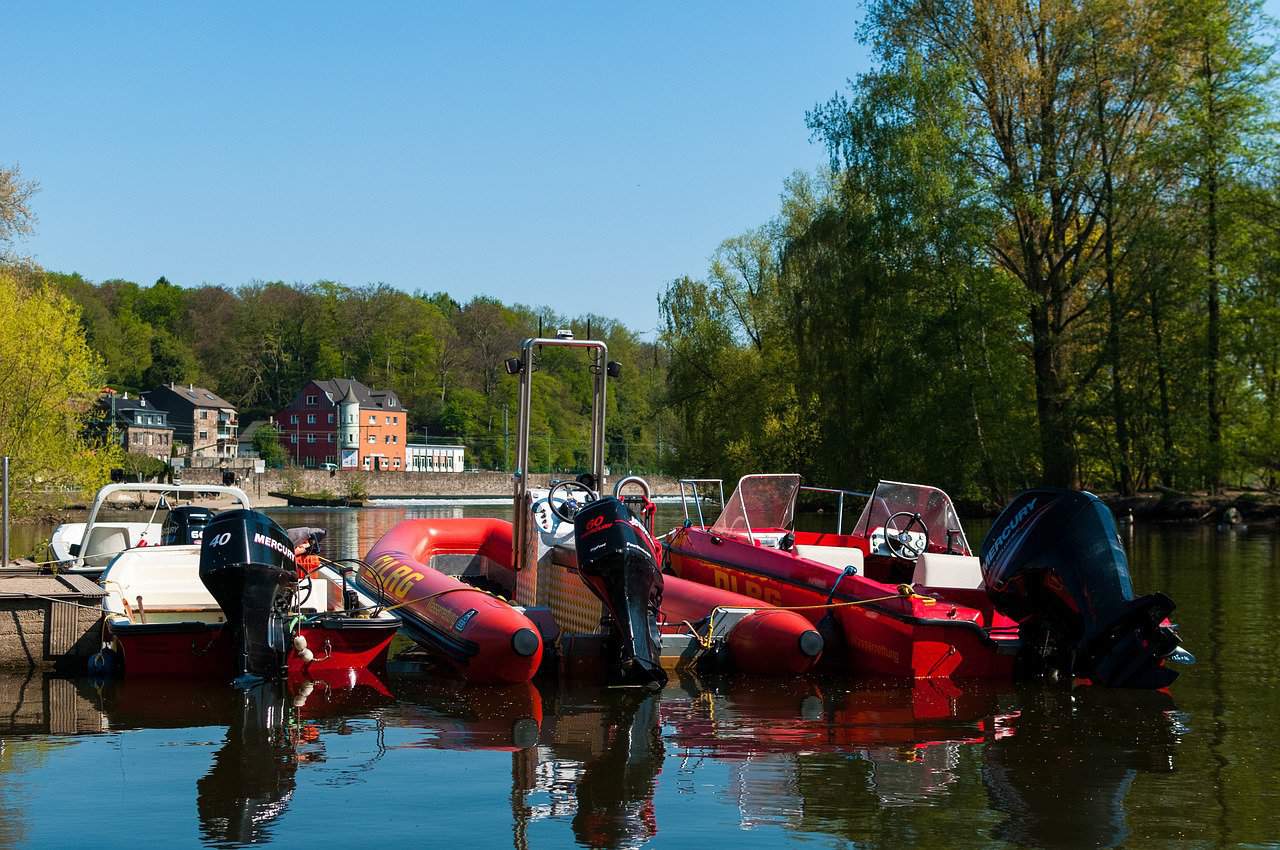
[274, 379, 407, 471]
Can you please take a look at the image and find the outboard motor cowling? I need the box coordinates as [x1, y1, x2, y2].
[573, 497, 668, 688]
[161, 505, 215, 546]
[199, 509, 300, 681]
[981, 489, 1186, 688]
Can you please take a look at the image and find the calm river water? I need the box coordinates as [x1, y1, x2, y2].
[1, 503, 1276, 848]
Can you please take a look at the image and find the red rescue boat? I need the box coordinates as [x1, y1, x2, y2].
[666, 476, 1191, 688]
[359, 518, 543, 685]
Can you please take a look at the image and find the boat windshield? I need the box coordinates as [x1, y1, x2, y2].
[855, 480, 971, 555]
[711, 474, 801, 539]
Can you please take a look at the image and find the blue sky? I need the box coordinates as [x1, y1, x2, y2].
[4, 3, 868, 335]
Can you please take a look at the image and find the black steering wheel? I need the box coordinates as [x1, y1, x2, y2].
[294, 571, 313, 609]
[548, 480, 596, 523]
[883, 511, 929, 561]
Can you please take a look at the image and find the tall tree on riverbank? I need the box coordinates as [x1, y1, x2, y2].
[854, 0, 1181, 488]
[1164, 0, 1277, 490]
[0, 269, 119, 513]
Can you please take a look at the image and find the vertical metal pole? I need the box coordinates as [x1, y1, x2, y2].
[513, 342, 534, 570]
[2, 456, 9, 567]
[590, 343, 608, 489]
[837, 493, 844, 536]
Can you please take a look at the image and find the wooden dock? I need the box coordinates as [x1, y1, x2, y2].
[0, 574, 105, 670]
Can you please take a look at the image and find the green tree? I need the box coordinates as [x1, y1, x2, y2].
[0, 268, 119, 513]
[253, 423, 287, 468]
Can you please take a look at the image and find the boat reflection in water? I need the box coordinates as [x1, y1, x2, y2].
[509, 675, 1181, 850]
[82, 669, 393, 846]
[983, 686, 1181, 849]
[512, 685, 665, 849]
[63, 670, 1181, 849]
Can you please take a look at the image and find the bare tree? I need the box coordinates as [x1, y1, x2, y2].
[0, 164, 37, 261]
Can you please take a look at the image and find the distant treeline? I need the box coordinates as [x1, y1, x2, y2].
[661, 0, 1280, 503]
[47, 272, 674, 473]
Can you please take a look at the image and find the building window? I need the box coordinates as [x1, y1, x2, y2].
[199, 430, 208, 441]
[306, 394, 317, 405]
[306, 414, 316, 424]
[384, 435, 390, 444]
[289, 415, 298, 424]
[363, 457, 371, 469]
[368, 415, 376, 425]
[385, 416, 391, 424]
[393, 458, 401, 468]
[290, 434, 297, 444]
[200, 410, 208, 420]
[327, 433, 335, 443]
[306, 434, 316, 444]
[393, 435, 398, 443]
[304, 456, 317, 468]
[327, 414, 334, 424]
[325, 455, 335, 464]
[368, 435, 375, 444]
[393, 416, 398, 424]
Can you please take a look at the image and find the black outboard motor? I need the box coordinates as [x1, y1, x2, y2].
[981, 489, 1187, 688]
[573, 497, 668, 688]
[199, 509, 300, 681]
[161, 505, 215, 545]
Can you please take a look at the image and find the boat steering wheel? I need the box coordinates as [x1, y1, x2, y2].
[884, 511, 929, 561]
[548, 480, 596, 524]
[294, 572, 313, 609]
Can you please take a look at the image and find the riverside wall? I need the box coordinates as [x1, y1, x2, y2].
[180, 468, 686, 498]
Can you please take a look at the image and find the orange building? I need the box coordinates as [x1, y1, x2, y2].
[275, 378, 408, 471]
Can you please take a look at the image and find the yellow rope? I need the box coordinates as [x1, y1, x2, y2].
[678, 584, 936, 647]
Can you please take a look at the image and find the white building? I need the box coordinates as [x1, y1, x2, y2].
[405, 443, 465, 472]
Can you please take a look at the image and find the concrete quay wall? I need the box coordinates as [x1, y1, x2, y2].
[180, 468, 686, 499]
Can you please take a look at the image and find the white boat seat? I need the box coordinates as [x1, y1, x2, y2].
[794, 544, 865, 572]
[85, 526, 131, 558]
[911, 553, 984, 589]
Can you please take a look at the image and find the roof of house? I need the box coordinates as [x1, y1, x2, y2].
[310, 378, 401, 410]
[151, 383, 236, 409]
[238, 419, 269, 443]
[97, 393, 173, 427]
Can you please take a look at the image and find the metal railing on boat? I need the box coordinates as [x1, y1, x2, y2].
[677, 479, 725, 526]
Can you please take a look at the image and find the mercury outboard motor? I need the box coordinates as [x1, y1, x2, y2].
[573, 497, 668, 688]
[161, 505, 214, 545]
[199, 509, 299, 681]
[981, 489, 1188, 688]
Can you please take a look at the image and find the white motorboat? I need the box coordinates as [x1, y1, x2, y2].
[50, 483, 252, 574]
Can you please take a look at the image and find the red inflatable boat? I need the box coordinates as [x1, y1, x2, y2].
[360, 518, 543, 685]
[661, 573, 823, 676]
[361, 511, 823, 682]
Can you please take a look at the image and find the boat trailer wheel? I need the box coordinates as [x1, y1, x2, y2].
[548, 480, 595, 524]
[884, 511, 929, 561]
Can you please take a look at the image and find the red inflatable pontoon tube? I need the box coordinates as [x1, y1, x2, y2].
[362, 518, 542, 685]
[662, 573, 823, 675]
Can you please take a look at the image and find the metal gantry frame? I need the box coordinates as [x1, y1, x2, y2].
[511, 336, 610, 572]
